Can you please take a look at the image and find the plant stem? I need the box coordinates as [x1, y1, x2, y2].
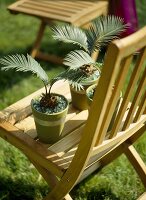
[48, 84, 52, 97]
[44, 82, 48, 96]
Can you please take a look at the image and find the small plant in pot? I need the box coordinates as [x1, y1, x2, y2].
[0, 54, 68, 144]
[52, 15, 128, 110]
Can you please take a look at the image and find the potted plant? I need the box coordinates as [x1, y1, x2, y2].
[0, 54, 69, 144]
[52, 15, 128, 110]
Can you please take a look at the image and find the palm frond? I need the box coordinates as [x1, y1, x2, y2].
[0, 54, 49, 84]
[63, 50, 95, 68]
[86, 15, 128, 53]
[52, 25, 88, 52]
[54, 69, 87, 91]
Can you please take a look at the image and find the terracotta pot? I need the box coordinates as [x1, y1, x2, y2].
[70, 78, 99, 111]
[31, 93, 69, 144]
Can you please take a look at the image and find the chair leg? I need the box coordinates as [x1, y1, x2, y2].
[124, 142, 146, 187]
[31, 19, 63, 64]
[63, 194, 73, 200]
[31, 20, 46, 58]
[44, 193, 72, 200]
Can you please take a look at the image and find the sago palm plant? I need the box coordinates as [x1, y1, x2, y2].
[0, 54, 65, 111]
[0, 54, 69, 143]
[52, 15, 128, 90]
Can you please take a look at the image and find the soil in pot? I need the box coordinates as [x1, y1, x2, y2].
[31, 93, 69, 144]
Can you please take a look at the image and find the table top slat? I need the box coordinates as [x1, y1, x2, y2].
[8, 0, 108, 24]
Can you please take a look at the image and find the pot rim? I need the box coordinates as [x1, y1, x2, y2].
[31, 93, 69, 116]
[86, 83, 97, 101]
[86, 84, 123, 102]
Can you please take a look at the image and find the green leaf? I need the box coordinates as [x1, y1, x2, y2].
[55, 68, 86, 91]
[0, 54, 49, 85]
[63, 50, 95, 68]
[86, 15, 128, 53]
[52, 24, 88, 52]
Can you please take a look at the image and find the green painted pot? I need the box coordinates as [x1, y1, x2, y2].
[86, 84, 122, 131]
[31, 93, 69, 144]
[70, 78, 99, 111]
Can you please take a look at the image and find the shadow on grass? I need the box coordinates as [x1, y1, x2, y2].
[71, 187, 119, 200]
[86, 188, 119, 200]
[0, 175, 49, 200]
[0, 175, 119, 200]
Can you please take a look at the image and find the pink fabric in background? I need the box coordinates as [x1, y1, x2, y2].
[109, 0, 138, 36]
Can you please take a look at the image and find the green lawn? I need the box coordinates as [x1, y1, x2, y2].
[0, 1, 146, 199]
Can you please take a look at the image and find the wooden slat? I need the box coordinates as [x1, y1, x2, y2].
[110, 47, 146, 138]
[122, 66, 146, 130]
[96, 55, 133, 143]
[10, 6, 72, 22]
[39, 1, 84, 10]
[20, 3, 74, 17]
[62, 109, 88, 137]
[137, 193, 146, 200]
[26, 1, 82, 12]
[92, 115, 146, 157]
[48, 124, 84, 156]
[134, 90, 146, 122]
[124, 143, 146, 187]
[71, 1, 108, 22]
[72, 3, 108, 26]
[15, 115, 37, 138]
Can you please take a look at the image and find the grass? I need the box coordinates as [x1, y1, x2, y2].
[0, 1, 146, 199]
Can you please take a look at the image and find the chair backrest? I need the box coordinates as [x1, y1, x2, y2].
[88, 25, 146, 145]
[47, 27, 146, 199]
[76, 26, 146, 161]
[72, 26, 146, 179]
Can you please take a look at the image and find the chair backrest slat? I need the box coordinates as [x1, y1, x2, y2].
[133, 90, 146, 122]
[110, 47, 146, 138]
[95, 55, 133, 144]
[122, 66, 146, 130]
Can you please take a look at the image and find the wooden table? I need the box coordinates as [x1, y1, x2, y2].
[8, 0, 109, 63]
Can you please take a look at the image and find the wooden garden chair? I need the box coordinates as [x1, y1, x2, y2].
[8, 0, 109, 63]
[0, 27, 146, 199]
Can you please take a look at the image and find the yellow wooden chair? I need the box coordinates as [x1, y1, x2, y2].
[0, 27, 146, 199]
[8, 0, 109, 63]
